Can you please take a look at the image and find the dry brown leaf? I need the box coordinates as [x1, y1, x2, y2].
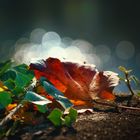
[30, 57, 119, 105]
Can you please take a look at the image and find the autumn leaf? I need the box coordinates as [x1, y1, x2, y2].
[6, 103, 17, 111]
[0, 81, 8, 92]
[30, 57, 119, 105]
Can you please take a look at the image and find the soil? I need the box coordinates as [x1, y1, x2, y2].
[1, 109, 140, 140]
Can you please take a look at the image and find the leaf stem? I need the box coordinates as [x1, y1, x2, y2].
[125, 73, 135, 96]
[124, 73, 135, 106]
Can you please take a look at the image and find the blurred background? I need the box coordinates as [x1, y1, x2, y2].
[0, 0, 140, 91]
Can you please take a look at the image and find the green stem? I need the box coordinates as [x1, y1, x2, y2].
[125, 73, 135, 106]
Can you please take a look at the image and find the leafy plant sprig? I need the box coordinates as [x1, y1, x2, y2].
[118, 66, 140, 106]
[48, 108, 78, 127]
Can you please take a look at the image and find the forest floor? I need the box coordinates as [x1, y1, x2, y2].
[2, 97, 140, 140]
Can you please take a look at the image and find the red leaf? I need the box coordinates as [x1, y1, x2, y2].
[30, 58, 119, 105]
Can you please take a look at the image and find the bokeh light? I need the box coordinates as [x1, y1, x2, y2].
[14, 30, 94, 65]
[15, 37, 29, 48]
[116, 41, 135, 60]
[30, 28, 46, 44]
[136, 53, 140, 68]
[65, 46, 86, 63]
[95, 45, 111, 64]
[62, 37, 73, 46]
[46, 46, 67, 60]
[72, 39, 95, 53]
[42, 31, 61, 46]
[87, 54, 101, 69]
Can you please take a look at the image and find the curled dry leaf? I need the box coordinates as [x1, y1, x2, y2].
[30, 57, 119, 105]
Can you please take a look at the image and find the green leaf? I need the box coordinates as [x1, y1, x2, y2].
[0, 64, 34, 94]
[0, 104, 3, 110]
[47, 108, 63, 126]
[13, 64, 29, 74]
[0, 91, 12, 109]
[137, 92, 140, 96]
[0, 60, 12, 77]
[42, 80, 73, 109]
[64, 116, 71, 127]
[12, 64, 34, 88]
[4, 79, 15, 90]
[11, 86, 24, 96]
[68, 108, 78, 123]
[0, 70, 16, 81]
[24, 91, 52, 105]
[119, 66, 132, 74]
[15, 72, 30, 87]
[40, 77, 54, 86]
[63, 108, 78, 127]
[36, 105, 48, 113]
[118, 66, 127, 73]
[24, 91, 52, 113]
[118, 76, 125, 81]
[130, 75, 140, 85]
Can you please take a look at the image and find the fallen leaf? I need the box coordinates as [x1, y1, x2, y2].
[30, 57, 119, 105]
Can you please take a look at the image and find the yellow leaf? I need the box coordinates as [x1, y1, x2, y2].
[6, 103, 17, 111]
[0, 87, 4, 92]
[0, 81, 8, 92]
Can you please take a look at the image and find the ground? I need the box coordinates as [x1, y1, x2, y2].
[2, 108, 140, 140]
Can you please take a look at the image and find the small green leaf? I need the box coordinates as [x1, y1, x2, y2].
[14, 72, 30, 87]
[130, 75, 140, 85]
[119, 66, 127, 73]
[47, 108, 63, 126]
[11, 86, 24, 97]
[64, 116, 71, 127]
[137, 92, 140, 96]
[0, 70, 16, 81]
[24, 91, 52, 113]
[36, 105, 48, 113]
[0, 104, 3, 110]
[42, 80, 73, 109]
[0, 60, 12, 77]
[13, 65, 34, 88]
[0, 91, 12, 109]
[2, 64, 34, 88]
[68, 108, 78, 123]
[0, 64, 34, 95]
[4, 79, 15, 90]
[118, 76, 125, 81]
[63, 108, 77, 127]
[119, 66, 132, 74]
[24, 91, 52, 105]
[127, 70, 133, 73]
[13, 64, 29, 74]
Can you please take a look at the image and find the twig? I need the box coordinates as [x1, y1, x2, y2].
[93, 100, 140, 111]
[0, 104, 22, 127]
